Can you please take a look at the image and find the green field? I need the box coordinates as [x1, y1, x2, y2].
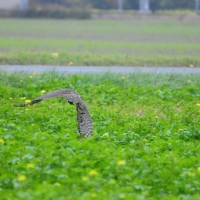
[0, 18, 200, 66]
[0, 71, 200, 199]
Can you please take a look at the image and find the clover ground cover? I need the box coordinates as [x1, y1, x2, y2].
[0, 71, 200, 199]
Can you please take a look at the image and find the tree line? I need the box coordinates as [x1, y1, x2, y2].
[2, 0, 196, 19]
[34, 0, 195, 10]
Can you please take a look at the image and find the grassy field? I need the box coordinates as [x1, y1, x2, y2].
[0, 18, 200, 66]
[0, 71, 200, 199]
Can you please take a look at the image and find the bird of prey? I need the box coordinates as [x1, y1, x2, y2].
[14, 89, 93, 138]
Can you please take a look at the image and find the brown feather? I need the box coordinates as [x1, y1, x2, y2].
[14, 89, 93, 137]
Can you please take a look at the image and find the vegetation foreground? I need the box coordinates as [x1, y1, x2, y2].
[0, 71, 200, 199]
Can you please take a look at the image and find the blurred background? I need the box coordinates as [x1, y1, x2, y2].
[0, 0, 199, 19]
[0, 1, 199, 67]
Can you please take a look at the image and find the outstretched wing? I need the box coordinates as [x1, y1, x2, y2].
[13, 89, 84, 107]
[14, 89, 93, 137]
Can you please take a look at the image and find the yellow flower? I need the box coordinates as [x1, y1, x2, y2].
[117, 160, 126, 166]
[82, 176, 89, 181]
[121, 76, 125, 80]
[25, 108, 29, 111]
[109, 179, 116, 184]
[68, 61, 73, 66]
[91, 193, 97, 197]
[17, 175, 26, 182]
[29, 75, 33, 79]
[52, 53, 58, 58]
[154, 116, 159, 119]
[142, 191, 149, 196]
[0, 138, 4, 144]
[197, 167, 200, 173]
[21, 97, 26, 100]
[188, 172, 195, 177]
[102, 133, 109, 137]
[197, 103, 200, 107]
[26, 163, 35, 169]
[189, 64, 194, 68]
[119, 193, 126, 199]
[25, 100, 31, 104]
[54, 182, 61, 186]
[89, 169, 98, 176]
[9, 98, 12, 100]
[41, 90, 46, 94]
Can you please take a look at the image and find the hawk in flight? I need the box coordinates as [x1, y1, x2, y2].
[14, 89, 93, 138]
